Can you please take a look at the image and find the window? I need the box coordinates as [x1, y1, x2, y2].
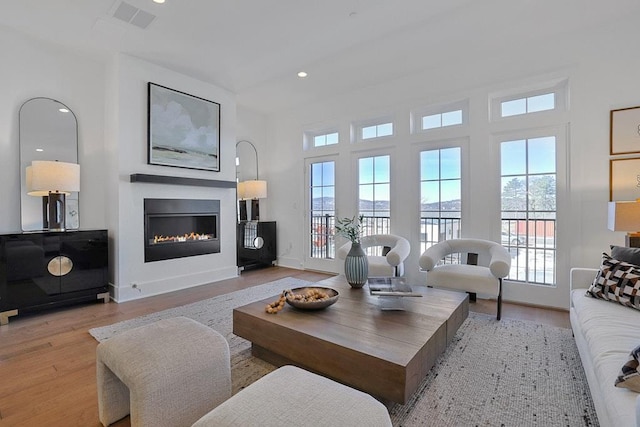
[501, 136, 556, 285]
[309, 161, 335, 259]
[421, 110, 463, 130]
[420, 147, 462, 261]
[313, 132, 339, 147]
[411, 100, 468, 135]
[358, 155, 390, 238]
[361, 122, 393, 140]
[491, 79, 568, 121]
[501, 93, 555, 117]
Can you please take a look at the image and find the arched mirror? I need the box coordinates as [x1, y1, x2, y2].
[236, 140, 267, 221]
[235, 140, 258, 183]
[19, 98, 79, 231]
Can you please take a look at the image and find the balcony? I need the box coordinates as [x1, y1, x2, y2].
[310, 214, 391, 259]
[310, 214, 556, 286]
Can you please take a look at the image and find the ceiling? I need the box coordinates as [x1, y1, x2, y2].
[1, 0, 639, 114]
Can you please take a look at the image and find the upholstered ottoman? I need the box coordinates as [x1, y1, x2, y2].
[96, 316, 231, 427]
[192, 365, 392, 427]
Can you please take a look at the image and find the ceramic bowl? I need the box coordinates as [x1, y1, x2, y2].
[285, 287, 339, 310]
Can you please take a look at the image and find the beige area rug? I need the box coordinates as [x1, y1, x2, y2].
[89, 277, 598, 426]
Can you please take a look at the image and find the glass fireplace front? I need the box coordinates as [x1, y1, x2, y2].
[144, 199, 220, 262]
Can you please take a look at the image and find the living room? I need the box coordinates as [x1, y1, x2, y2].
[1, 0, 640, 426]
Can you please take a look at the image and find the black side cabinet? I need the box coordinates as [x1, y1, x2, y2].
[0, 229, 109, 324]
[237, 221, 276, 271]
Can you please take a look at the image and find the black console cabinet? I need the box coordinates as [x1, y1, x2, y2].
[237, 221, 276, 271]
[0, 229, 109, 324]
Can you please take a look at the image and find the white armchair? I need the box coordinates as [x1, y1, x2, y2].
[337, 234, 410, 277]
[419, 238, 511, 320]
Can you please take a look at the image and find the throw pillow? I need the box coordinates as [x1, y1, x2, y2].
[611, 245, 640, 266]
[615, 344, 640, 392]
[586, 253, 640, 310]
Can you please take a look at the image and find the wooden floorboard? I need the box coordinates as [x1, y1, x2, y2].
[0, 266, 569, 426]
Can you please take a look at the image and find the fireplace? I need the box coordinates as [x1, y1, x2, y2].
[144, 199, 220, 262]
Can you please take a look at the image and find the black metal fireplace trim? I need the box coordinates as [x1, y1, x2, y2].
[144, 199, 220, 263]
[145, 239, 220, 263]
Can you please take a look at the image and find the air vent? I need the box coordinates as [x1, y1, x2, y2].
[113, 1, 156, 29]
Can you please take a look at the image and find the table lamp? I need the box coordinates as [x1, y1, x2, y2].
[242, 179, 267, 221]
[236, 140, 268, 222]
[608, 201, 640, 247]
[27, 160, 80, 231]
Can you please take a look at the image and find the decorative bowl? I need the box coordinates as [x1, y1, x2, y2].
[285, 287, 339, 310]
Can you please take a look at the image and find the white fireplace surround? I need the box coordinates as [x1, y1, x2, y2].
[106, 55, 238, 303]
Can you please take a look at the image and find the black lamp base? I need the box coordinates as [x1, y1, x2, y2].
[238, 200, 248, 221]
[47, 192, 66, 231]
[251, 199, 260, 221]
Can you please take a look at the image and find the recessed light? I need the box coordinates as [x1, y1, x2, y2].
[36, 148, 44, 152]
[58, 108, 69, 113]
[297, 71, 308, 78]
[153, 0, 165, 3]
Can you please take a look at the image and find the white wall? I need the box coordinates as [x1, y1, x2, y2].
[107, 54, 238, 302]
[262, 14, 640, 309]
[0, 25, 106, 233]
[0, 26, 240, 303]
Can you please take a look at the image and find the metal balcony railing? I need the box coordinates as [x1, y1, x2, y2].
[501, 217, 556, 285]
[310, 214, 391, 259]
[310, 214, 556, 285]
[310, 214, 335, 259]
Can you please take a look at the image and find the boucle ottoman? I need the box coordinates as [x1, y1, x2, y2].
[192, 365, 392, 427]
[96, 316, 231, 427]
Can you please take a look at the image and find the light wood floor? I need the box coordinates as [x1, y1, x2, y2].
[0, 267, 569, 426]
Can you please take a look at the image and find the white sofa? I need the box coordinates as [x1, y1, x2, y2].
[570, 267, 640, 427]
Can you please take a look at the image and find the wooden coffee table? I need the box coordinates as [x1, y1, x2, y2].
[233, 275, 468, 404]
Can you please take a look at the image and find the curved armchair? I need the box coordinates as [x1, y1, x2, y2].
[337, 234, 410, 277]
[419, 238, 511, 320]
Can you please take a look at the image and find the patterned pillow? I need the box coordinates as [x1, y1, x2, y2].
[615, 344, 640, 392]
[586, 253, 640, 310]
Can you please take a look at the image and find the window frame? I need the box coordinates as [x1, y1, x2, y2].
[418, 144, 464, 259]
[308, 159, 337, 260]
[411, 100, 469, 134]
[304, 128, 340, 150]
[490, 79, 568, 122]
[352, 115, 395, 143]
[304, 154, 341, 272]
[496, 125, 568, 288]
[357, 153, 391, 234]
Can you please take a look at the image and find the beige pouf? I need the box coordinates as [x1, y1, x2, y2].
[192, 365, 393, 427]
[96, 316, 231, 427]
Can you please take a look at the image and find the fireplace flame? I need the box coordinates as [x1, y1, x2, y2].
[152, 232, 213, 245]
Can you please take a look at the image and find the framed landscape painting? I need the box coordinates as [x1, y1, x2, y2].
[148, 83, 220, 171]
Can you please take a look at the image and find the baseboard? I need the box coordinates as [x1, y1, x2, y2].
[275, 256, 303, 270]
[112, 266, 239, 302]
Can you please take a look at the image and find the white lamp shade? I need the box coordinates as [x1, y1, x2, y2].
[25, 165, 50, 196]
[237, 181, 247, 200]
[608, 201, 640, 231]
[28, 160, 80, 195]
[243, 180, 267, 199]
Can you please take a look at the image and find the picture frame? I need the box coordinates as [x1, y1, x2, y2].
[148, 82, 220, 172]
[610, 106, 640, 155]
[610, 157, 640, 201]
